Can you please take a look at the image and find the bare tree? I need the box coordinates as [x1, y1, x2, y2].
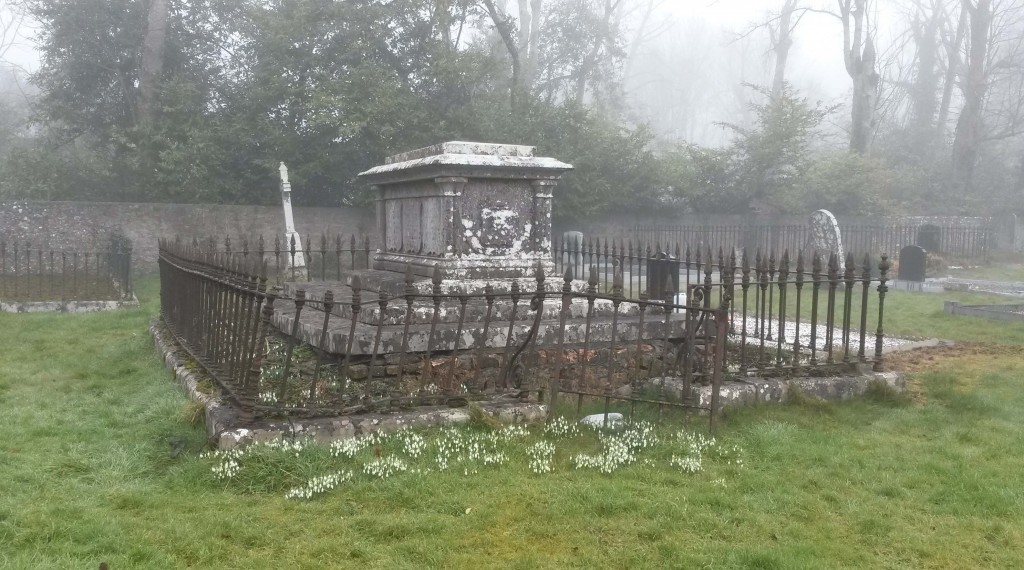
[482, 0, 525, 110]
[838, 0, 880, 153]
[936, 0, 968, 141]
[769, 0, 802, 100]
[950, 0, 991, 191]
[573, 0, 626, 105]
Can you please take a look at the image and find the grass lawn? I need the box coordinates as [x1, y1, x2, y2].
[1, 276, 1023, 569]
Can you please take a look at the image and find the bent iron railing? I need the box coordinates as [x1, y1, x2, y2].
[159, 239, 731, 430]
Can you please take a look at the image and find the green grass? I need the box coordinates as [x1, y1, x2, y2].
[940, 253, 1024, 282]
[735, 283, 1024, 345]
[2, 276, 1024, 568]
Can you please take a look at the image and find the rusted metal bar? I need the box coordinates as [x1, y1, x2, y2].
[874, 255, 890, 371]
[842, 252, 856, 363]
[858, 253, 871, 361]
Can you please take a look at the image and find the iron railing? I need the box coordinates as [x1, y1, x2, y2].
[635, 222, 992, 261]
[159, 239, 730, 429]
[159, 237, 892, 430]
[0, 234, 133, 303]
[553, 236, 892, 375]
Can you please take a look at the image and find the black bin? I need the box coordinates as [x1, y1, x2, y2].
[647, 251, 680, 301]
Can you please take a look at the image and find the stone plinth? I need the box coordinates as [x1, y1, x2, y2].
[358, 142, 572, 280]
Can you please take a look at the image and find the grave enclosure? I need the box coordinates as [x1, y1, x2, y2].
[0, 233, 137, 312]
[156, 142, 900, 445]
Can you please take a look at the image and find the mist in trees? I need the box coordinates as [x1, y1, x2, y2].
[0, 0, 1021, 221]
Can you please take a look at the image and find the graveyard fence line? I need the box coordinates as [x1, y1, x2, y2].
[634, 221, 992, 262]
[0, 234, 133, 303]
[158, 236, 891, 430]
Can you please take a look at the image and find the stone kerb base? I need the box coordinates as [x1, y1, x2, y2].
[150, 318, 547, 450]
[945, 301, 1024, 322]
[631, 371, 905, 410]
[0, 296, 140, 313]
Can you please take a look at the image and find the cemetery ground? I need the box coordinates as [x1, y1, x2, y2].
[1, 278, 1024, 569]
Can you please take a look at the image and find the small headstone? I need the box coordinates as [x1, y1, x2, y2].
[808, 209, 845, 270]
[916, 224, 941, 253]
[579, 412, 623, 428]
[898, 245, 927, 282]
[562, 231, 584, 277]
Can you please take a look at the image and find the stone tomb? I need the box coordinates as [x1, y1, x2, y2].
[358, 141, 572, 281]
[273, 141, 695, 366]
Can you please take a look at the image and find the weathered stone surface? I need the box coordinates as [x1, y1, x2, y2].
[357, 141, 572, 281]
[629, 371, 905, 410]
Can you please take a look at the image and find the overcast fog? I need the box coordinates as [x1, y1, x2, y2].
[1, 1, 898, 147]
[0, 0, 1021, 218]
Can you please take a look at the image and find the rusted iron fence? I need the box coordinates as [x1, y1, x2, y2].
[635, 221, 991, 261]
[159, 236, 891, 430]
[553, 237, 892, 374]
[159, 239, 730, 429]
[0, 234, 133, 302]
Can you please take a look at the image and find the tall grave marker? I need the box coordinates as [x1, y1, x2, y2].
[279, 162, 307, 278]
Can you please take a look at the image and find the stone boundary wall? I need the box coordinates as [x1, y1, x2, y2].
[0, 200, 377, 270]
[3, 201, 1020, 271]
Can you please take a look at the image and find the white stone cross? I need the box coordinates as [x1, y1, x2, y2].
[279, 162, 307, 273]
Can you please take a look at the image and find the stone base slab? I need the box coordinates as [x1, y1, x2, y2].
[631, 371, 905, 410]
[1, 296, 139, 313]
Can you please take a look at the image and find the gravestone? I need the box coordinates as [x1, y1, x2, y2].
[562, 231, 584, 278]
[808, 209, 845, 270]
[916, 224, 941, 253]
[898, 245, 927, 282]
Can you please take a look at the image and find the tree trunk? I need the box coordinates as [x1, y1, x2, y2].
[483, 0, 523, 111]
[909, 1, 941, 145]
[936, 3, 968, 143]
[139, 0, 169, 125]
[770, 0, 798, 100]
[840, 0, 880, 154]
[951, 0, 992, 193]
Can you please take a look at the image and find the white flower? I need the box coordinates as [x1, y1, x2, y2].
[285, 470, 353, 500]
[528, 441, 556, 474]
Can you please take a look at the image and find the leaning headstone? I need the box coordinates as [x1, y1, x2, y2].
[808, 209, 845, 270]
[916, 224, 941, 253]
[898, 245, 927, 282]
[562, 231, 584, 278]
